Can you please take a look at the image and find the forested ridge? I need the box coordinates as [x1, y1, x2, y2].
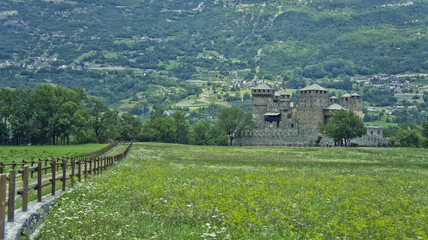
[0, 0, 427, 107]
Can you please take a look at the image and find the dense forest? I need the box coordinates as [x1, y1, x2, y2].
[0, 0, 427, 109]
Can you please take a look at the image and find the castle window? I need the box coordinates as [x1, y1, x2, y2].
[291, 123, 294, 128]
[315, 91, 318, 93]
[371, 131, 373, 135]
[263, 90, 265, 92]
[378, 131, 380, 134]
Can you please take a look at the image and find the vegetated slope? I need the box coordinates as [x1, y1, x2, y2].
[0, 0, 427, 105]
[36, 143, 427, 239]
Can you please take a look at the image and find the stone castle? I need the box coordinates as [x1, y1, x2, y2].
[233, 83, 389, 147]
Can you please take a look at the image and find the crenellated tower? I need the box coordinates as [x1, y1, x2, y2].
[296, 84, 329, 129]
[341, 93, 363, 118]
[251, 83, 274, 123]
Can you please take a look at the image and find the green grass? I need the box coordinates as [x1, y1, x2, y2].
[0, 144, 107, 165]
[365, 120, 398, 128]
[36, 143, 427, 239]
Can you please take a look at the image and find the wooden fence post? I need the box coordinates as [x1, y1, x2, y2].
[97, 158, 99, 174]
[100, 157, 103, 175]
[78, 160, 81, 182]
[62, 159, 67, 192]
[0, 174, 6, 239]
[8, 169, 16, 222]
[51, 159, 56, 196]
[30, 159, 34, 179]
[88, 159, 92, 175]
[94, 157, 98, 174]
[37, 159, 42, 202]
[22, 166, 28, 211]
[44, 158, 48, 175]
[84, 159, 87, 179]
[71, 158, 75, 187]
[98, 158, 103, 175]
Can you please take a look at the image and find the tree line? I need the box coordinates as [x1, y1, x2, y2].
[2, 85, 426, 148]
[0, 85, 141, 145]
[0, 85, 253, 146]
[140, 107, 254, 146]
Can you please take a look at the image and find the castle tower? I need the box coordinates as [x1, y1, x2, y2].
[341, 93, 351, 110]
[341, 93, 363, 118]
[251, 83, 274, 123]
[330, 96, 337, 105]
[349, 93, 363, 118]
[296, 84, 329, 129]
[279, 91, 292, 123]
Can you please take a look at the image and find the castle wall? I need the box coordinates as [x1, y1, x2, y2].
[233, 123, 333, 146]
[352, 135, 389, 147]
[234, 125, 388, 147]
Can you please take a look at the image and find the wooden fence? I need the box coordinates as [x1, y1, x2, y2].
[0, 141, 118, 174]
[0, 142, 133, 239]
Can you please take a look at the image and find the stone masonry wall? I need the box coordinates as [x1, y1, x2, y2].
[234, 125, 389, 147]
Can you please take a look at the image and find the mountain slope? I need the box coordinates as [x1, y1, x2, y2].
[0, 0, 427, 107]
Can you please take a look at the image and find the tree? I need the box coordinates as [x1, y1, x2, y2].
[0, 88, 15, 144]
[119, 113, 142, 141]
[173, 111, 191, 144]
[401, 129, 422, 147]
[192, 121, 211, 145]
[216, 108, 255, 146]
[343, 77, 353, 90]
[10, 89, 34, 145]
[319, 110, 366, 146]
[88, 97, 109, 143]
[423, 119, 428, 148]
[141, 108, 176, 143]
[422, 119, 428, 139]
[243, 92, 251, 101]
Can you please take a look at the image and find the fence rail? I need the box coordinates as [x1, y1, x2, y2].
[0, 141, 118, 174]
[0, 142, 132, 239]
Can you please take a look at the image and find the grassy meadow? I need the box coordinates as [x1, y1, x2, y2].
[0, 144, 107, 165]
[36, 143, 427, 239]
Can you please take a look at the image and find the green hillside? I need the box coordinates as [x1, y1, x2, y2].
[0, 0, 427, 109]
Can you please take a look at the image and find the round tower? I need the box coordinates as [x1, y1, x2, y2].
[251, 83, 274, 123]
[296, 84, 329, 129]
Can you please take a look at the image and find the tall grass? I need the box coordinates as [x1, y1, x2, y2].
[36, 143, 427, 239]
